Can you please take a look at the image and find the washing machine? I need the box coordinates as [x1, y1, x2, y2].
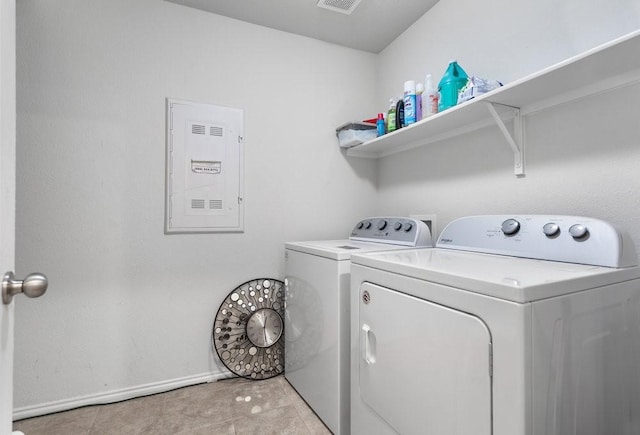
[350, 215, 640, 435]
[284, 217, 432, 435]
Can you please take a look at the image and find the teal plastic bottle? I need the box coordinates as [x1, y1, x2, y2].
[438, 60, 468, 112]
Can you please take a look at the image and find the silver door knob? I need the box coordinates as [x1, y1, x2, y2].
[2, 271, 48, 304]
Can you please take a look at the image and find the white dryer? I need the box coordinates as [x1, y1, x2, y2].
[350, 215, 640, 435]
[285, 217, 432, 435]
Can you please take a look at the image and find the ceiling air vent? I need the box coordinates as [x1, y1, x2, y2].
[317, 0, 363, 15]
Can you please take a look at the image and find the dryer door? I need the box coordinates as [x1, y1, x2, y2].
[358, 282, 492, 435]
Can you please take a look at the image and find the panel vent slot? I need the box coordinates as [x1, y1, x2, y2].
[192, 124, 206, 135]
[210, 199, 223, 209]
[210, 126, 223, 137]
[191, 199, 205, 209]
[317, 0, 362, 15]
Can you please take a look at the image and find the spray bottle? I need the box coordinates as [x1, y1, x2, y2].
[415, 82, 424, 121]
[403, 80, 417, 126]
[387, 99, 397, 133]
[423, 74, 438, 117]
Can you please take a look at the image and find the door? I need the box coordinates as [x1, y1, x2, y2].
[0, 0, 16, 432]
[358, 282, 493, 435]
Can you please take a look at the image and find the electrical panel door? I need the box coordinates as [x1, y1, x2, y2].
[165, 99, 244, 233]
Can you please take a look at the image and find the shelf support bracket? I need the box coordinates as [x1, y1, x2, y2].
[486, 102, 525, 176]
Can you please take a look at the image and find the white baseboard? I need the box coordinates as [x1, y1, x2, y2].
[13, 371, 234, 421]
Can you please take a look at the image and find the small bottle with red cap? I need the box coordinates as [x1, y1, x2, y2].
[376, 113, 385, 137]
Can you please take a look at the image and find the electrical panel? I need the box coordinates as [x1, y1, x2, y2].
[165, 99, 244, 233]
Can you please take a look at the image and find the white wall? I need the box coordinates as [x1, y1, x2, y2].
[377, 0, 640, 104]
[374, 0, 640, 243]
[14, 0, 640, 416]
[14, 0, 377, 411]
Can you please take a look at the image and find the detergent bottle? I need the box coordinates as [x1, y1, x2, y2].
[387, 99, 397, 133]
[438, 60, 468, 112]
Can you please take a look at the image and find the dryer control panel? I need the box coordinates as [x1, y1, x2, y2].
[436, 215, 638, 267]
[350, 217, 432, 247]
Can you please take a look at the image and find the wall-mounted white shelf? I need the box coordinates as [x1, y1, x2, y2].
[346, 29, 640, 176]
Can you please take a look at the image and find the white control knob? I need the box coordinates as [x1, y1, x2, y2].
[377, 220, 388, 230]
[364, 221, 372, 229]
[501, 218, 520, 236]
[543, 223, 560, 237]
[569, 224, 588, 239]
[403, 222, 413, 232]
[357, 222, 364, 230]
[394, 222, 403, 231]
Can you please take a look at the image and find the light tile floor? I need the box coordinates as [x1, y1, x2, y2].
[13, 375, 332, 435]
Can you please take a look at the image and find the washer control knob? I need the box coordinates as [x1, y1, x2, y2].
[377, 220, 388, 230]
[403, 222, 413, 232]
[364, 221, 372, 230]
[543, 223, 560, 237]
[569, 224, 588, 239]
[393, 222, 403, 231]
[501, 218, 520, 236]
[357, 221, 364, 230]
